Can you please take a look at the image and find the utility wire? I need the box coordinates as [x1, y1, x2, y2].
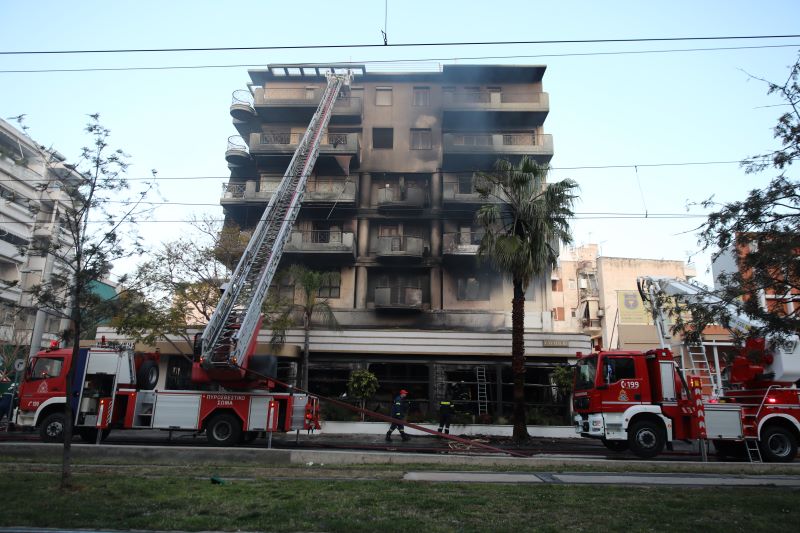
[2, 34, 798, 56]
[0, 158, 770, 183]
[2, 44, 798, 75]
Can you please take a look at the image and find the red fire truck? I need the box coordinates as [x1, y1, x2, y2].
[15, 342, 318, 445]
[573, 277, 800, 462]
[12, 70, 352, 445]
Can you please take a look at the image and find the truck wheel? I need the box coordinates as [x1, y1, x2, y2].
[136, 360, 159, 390]
[628, 420, 665, 459]
[206, 413, 242, 446]
[39, 412, 65, 443]
[759, 426, 798, 463]
[601, 438, 629, 452]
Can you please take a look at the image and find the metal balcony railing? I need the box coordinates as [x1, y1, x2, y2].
[374, 286, 424, 307]
[231, 89, 255, 107]
[226, 135, 249, 152]
[443, 90, 547, 105]
[376, 236, 424, 257]
[221, 183, 246, 198]
[260, 132, 351, 146]
[377, 186, 427, 207]
[443, 232, 483, 254]
[292, 230, 350, 244]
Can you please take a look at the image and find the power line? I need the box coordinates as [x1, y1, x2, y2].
[3, 34, 798, 56]
[2, 44, 798, 75]
[0, 158, 768, 183]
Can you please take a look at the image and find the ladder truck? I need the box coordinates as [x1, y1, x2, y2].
[12, 71, 352, 446]
[573, 276, 800, 462]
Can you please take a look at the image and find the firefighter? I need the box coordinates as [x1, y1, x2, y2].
[437, 387, 454, 436]
[385, 389, 410, 442]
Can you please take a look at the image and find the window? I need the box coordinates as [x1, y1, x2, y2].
[457, 174, 474, 194]
[551, 279, 563, 292]
[412, 87, 430, 107]
[373, 128, 393, 149]
[270, 278, 295, 303]
[457, 275, 491, 301]
[568, 279, 576, 290]
[553, 307, 565, 321]
[410, 129, 432, 150]
[375, 87, 393, 106]
[317, 271, 341, 299]
[29, 357, 63, 380]
[571, 308, 577, 318]
[603, 357, 636, 383]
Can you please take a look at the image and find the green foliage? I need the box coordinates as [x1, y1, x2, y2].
[346, 369, 379, 402]
[550, 365, 573, 395]
[676, 54, 800, 344]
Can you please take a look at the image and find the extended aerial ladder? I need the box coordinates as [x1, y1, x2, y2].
[200, 70, 353, 380]
[637, 276, 800, 392]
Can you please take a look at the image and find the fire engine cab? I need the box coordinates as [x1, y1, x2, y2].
[574, 276, 800, 462]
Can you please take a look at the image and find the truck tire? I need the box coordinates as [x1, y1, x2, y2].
[601, 438, 629, 452]
[39, 412, 65, 443]
[206, 413, 242, 446]
[759, 426, 798, 463]
[136, 360, 159, 390]
[628, 420, 665, 459]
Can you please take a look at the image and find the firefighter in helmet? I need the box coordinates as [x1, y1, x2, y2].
[386, 389, 411, 442]
[437, 384, 455, 436]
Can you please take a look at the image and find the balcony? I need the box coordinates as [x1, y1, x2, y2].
[374, 286, 424, 311]
[304, 178, 357, 205]
[249, 132, 360, 163]
[229, 90, 256, 122]
[253, 87, 362, 124]
[376, 186, 427, 212]
[375, 236, 424, 262]
[284, 230, 355, 263]
[443, 90, 549, 128]
[220, 181, 272, 205]
[442, 232, 481, 257]
[442, 176, 505, 205]
[442, 133, 553, 168]
[225, 135, 251, 165]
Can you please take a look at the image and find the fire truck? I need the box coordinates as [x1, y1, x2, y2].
[573, 276, 800, 462]
[12, 70, 352, 445]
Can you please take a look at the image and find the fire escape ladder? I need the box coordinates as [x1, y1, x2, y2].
[200, 71, 351, 370]
[475, 365, 489, 416]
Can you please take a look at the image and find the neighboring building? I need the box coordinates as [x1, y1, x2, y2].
[215, 64, 590, 421]
[0, 118, 73, 356]
[552, 244, 696, 351]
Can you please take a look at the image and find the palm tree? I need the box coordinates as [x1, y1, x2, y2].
[474, 156, 578, 441]
[268, 265, 339, 390]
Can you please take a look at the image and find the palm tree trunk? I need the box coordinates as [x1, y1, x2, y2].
[511, 279, 529, 442]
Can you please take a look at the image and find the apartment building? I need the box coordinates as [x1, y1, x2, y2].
[220, 64, 590, 422]
[0, 118, 72, 356]
[552, 243, 697, 352]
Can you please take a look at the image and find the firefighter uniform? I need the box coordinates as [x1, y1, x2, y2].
[386, 390, 410, 442]
[437, 399, 454, 435]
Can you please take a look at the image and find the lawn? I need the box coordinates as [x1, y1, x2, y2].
[0, 467, 797, 532]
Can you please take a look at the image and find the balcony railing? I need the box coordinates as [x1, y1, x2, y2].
[251, 132, 358, 154]
[581, 318, 602, 329]
[442, 176, 505, 203]
[374, 286, 424, 309]
[443, 90, 549, 107]
[376, 186, 427, 208]
[376, 236, 424, 259]
[305, 178, 357, 203]
[442, 232, 483, 255]
[225, 135, 250, 164]
[285, 230, 355, 254]
[229, 90, 255, 121]
[443, 133, 553, 156]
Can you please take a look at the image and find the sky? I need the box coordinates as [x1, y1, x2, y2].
[1, 0, 799, 287]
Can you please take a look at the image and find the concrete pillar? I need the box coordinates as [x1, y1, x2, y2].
[355, 266, 368, 309]
[430, 266, 442, 310]
[359, 172, 371, 208]
[431, 171, 442, 208]
[357, 218, 370, 258]
[430, 219, 441, 258]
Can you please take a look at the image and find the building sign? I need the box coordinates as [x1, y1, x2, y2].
[542, 340, 569, 347]
[617, 290, 651, 324]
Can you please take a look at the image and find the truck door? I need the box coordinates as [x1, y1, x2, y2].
[600, 355, 648, 407]
[18, 355, 67, 414]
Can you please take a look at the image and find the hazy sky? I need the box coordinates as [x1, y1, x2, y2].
[1, 0, 799, 286]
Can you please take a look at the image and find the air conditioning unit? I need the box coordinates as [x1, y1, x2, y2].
[596, 309, 605, 318]
[578, 278, 588, 289]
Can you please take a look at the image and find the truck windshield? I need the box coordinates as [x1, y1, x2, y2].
[574, 356, 597, 391]
[28, 357, 63, 380]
